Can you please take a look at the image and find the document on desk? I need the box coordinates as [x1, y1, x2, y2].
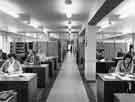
[2, 74, 22, 77]
[103, 74, 116, 79]
[0, 73, 28, 78]
[117, 74, 132, 80]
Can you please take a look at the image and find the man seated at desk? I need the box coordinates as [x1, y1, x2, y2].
[115, 54, 134, 73]
[37, 49, 47, 62]
[0, 54, 23, 74]
[96, 49, 104, 61]
[117, 48, 124, 57]
[24, 49, 34, 64]
[24, 49, 40, 65]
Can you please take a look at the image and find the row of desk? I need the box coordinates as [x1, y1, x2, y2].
[0, 56, 59, 102]
[96, 57, 135, 102]
[96, 57, 123, 73]
[97, 73, 135, 102]
[96, 60, 116, 73]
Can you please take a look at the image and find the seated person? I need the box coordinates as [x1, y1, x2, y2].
[24, 49, 34, 64]
[24, 49, 40, 65]
[115, 54, 134, 73]
[37, 49, 47, 62]
[117, 48, 124, 57]
[127, 44, 135, 57]
[96, 49, 104, 61]
[33, 51, 40, 65]
[0, 50, 7, 61]
[0, 54, 23, 74]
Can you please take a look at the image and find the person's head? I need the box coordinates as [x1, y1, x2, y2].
[119, 48, 123, 52]
[129, 44, 134, 52]
[8, 53, 16, 63]
[123, 54, 132, 64]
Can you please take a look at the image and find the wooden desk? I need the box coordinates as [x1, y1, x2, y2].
[47, 56, 58, 70]
[97, 73, 135, 102]
[114, 93, 135, 102]
[22, 64, 49, 88]
[41, 58, 55, 78]
[96, 61, 115, 73]
[0, 73, 37, 102]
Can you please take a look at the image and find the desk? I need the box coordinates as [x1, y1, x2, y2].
[22, 64, 49, 88]
[45, 56, 58, 70]
[41, 58, 55, 78]
[96, 61, 115, 73]
[51, 56, 58, 70]
[114, 93, 135, 102]
[0, 73, 37, 102]
[97, 73, 135, 102]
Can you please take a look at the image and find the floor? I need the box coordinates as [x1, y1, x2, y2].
[78, 64, 96, 102]
[46, 52, 89, 102]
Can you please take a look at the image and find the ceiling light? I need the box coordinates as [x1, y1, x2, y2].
[29, 19, 40, 28]
[65, 0, 72, 5]
[65, 4, 72, 18]
[66, 12, 72, 18]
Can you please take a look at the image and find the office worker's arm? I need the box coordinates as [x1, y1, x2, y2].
[0, 60, 8, 74]
[115, 60, 122, 73]
[130, 61, 134, 73]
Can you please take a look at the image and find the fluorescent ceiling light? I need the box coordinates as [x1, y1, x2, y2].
[29, 19, 40, 28]
[68, 23, 72, 29]
[0, 1, 23, 18]
[65, 5, 72, 18]
[66, 12, 72, 18]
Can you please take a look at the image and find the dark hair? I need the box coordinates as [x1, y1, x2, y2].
[129, 44, 133, 50]
[123, 54, 132, 61]
[8, 53, 16, 59]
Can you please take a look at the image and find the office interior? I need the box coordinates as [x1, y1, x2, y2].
[0, 0, 135, 102]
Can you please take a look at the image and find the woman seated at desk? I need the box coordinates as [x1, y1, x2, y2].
[115, 54, 134, 73]
[0, 54, 23, 74]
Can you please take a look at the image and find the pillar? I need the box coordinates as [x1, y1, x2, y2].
[85, 25, 97, 81]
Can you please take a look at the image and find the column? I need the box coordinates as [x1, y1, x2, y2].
[85, 25, 97, 81]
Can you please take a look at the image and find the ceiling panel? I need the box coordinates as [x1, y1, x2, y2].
[4, 0, 99, 33]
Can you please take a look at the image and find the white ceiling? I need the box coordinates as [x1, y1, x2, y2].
[97, 0, 135, 40]
[0, 0, 106, 35]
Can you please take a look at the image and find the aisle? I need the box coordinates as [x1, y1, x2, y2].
[47, 52, 89, 102]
